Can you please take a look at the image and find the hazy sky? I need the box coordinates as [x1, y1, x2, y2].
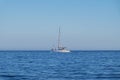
[0, 0, 120, 50]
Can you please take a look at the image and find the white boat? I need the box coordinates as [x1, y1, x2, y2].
[51, 27, 70, 53]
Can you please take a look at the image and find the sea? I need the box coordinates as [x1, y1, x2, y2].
[0, 50, 120, 80]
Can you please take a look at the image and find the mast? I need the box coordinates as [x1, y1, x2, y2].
[58, 27, 61, 48]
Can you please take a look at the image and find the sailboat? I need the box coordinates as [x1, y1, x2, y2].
[51, 27, 70, 53]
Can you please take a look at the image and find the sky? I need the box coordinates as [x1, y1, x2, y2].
[0, 0, 120, 50]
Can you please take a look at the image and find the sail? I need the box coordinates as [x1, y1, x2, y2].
[58, 27, 61, 48]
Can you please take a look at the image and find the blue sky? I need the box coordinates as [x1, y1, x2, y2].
[0, 0, 120, 50]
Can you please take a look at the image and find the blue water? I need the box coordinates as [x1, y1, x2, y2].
[0, 51, 120, 80]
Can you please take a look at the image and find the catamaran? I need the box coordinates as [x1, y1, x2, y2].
[51, 27, 70, 53]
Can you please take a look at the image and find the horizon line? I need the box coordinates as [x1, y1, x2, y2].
[0, 50, 120, 51]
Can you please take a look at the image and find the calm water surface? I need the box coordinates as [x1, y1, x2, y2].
[0, 51, 120, 80]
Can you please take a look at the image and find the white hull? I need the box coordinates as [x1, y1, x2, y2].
[52, 49, 70, 53]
